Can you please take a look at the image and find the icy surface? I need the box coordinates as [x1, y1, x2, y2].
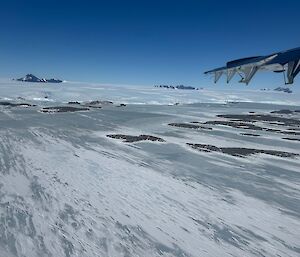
[0, 80, 300, 257]
[1, 79, 300, 106]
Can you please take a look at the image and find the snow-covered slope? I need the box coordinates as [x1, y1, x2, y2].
[0, 79, 300, 257]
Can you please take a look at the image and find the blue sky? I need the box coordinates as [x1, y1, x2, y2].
[0, 0, 299, 88]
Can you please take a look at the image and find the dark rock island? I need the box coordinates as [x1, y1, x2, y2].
[16, 74, 63, 83]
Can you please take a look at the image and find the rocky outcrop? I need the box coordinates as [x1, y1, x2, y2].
[0, 101, 36, 107]
[40, 106, 89, 113]
[168, 123, 212, 130]
[107, 134, 165, 143]
[187, 143, 299, 158]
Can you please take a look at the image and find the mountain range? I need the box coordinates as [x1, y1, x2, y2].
[16, 74, 63, 83]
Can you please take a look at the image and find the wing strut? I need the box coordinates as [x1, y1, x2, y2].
[214, 71, 223, 83]
[294, 60, 300, 78]
[240, 66, 258, 85]
[227, 69, 236, 83]
[286, 60, 300, 84]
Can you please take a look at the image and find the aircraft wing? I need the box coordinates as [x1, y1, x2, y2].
[205, 54, 278, 85]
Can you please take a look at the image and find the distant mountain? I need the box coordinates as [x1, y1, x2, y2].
[16, 74, 63, 83]
[17, 74, 41, 82]
[154, 84, 200, 90]
[274, 87, 293, 93]
[45, 78, 63, 83]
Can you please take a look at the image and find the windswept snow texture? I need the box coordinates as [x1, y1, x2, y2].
[0, 80, 300, 257]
